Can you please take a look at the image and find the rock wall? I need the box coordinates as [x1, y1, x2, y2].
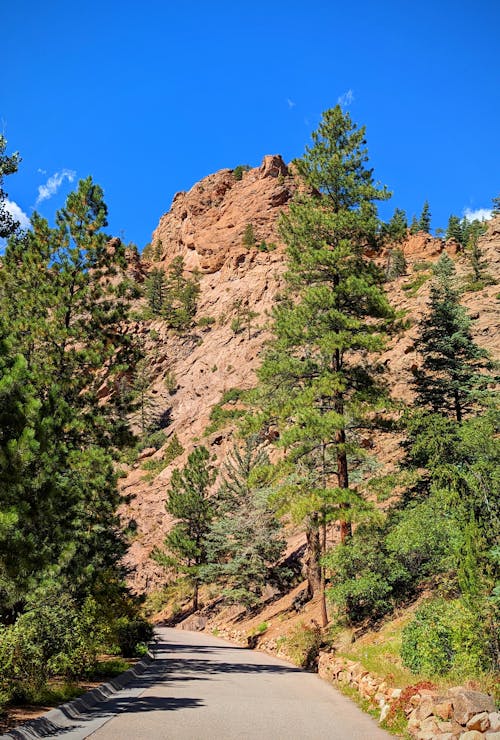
[318, 653, 499, 739]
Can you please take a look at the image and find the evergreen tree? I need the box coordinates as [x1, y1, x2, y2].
[162, 256, 200, 330]
[0, 136, 21, 239]
[413, 253, 492, 422]
[203, 439, 286, 608]
[446, 214, 463, 244]
[492, 193, 500, 216]
[0, 178, 133, 613]
[255, 106, 393, 625]
[382, 208, 408, 244]
[242, 223, 256, 248]
[409, 214, 419, 234]
[146, 267, 167, 315]
[153, 446, 215, 611]
[385, 248, 408, 280]
[418, 200, 431, 232]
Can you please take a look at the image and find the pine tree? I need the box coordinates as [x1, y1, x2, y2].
[203, 438, 285, 608]
[492, 193, 500, 216]
[418, 201, 431, 233]
[0, 178, 132, 613]
[153, 446, 215, 611]
[382, 208, 408, 244]
[413, 253, 492, 422]
[256, 106, 393, 625]
[446, 214, 463, 244]
[146, 267, 167, 315]
[242, 223, 256, 248]
[0, 136, 21, 239]
[385, 248, 408, 280]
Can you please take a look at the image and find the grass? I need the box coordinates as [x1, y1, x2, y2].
[402, 272, 430, 296]
[141, 434, 184, 481]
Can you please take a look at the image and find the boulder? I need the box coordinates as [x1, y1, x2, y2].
[452, 691, 495, 726]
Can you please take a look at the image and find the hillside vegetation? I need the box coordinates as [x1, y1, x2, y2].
[0, 108, 498, 727]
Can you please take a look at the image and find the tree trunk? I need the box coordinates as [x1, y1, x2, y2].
[193, 580, 199, 612]
[319, 519, 328, 627]
[453, 389, 463, 424]
[305, 516, 321, 599]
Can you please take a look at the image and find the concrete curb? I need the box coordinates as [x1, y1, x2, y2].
[1, 644, 157, 740]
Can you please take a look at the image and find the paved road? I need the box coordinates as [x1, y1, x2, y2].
[85, 627, 390, 740]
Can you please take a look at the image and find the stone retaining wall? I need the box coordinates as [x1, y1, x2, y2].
[318, 653, 499, 739]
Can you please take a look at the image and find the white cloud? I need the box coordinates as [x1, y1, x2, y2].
[463, 207, 492, 222]
[287, 98, 296, 109]
[337, 89, 354, 107]
[37, 167, 47, 175]
[4, 199, 30, 230]
[36, 169, 76, 204]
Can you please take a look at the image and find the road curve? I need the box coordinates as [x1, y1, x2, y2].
[85, 627, 390, 740]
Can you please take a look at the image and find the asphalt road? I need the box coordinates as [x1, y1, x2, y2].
[84, 627, 390, 740]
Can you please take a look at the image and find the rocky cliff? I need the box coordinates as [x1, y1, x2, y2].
[120, 157, 500, 594]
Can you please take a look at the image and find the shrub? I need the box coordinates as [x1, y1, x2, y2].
[401, 598, 493, 677]
[112, 617, 153, 657]
[282, 622, 321, 670]
[233, 164, 251, 181]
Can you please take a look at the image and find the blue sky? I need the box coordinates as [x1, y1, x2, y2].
[2, 0, 499, 248]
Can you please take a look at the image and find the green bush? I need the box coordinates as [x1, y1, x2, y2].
[233, 164, 251, 181]
[282, 622, 321, 670]
[401, 598, 493, 677]
[113, 617, 153, 657]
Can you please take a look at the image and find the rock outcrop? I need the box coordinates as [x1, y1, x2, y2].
[151, 154, 293, 273]
[120, 154, 500, 594]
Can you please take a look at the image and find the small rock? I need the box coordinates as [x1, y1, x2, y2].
[437, 721, 454, 732]
[489, 714, 500, 733]
[434, 700, 454, 720]
[379, 703, 390, 723]
[460, 732, 486, 740]
[391, 688, 402, 700]
[467, 712, 490, 732]
[420, 716, 439, 734]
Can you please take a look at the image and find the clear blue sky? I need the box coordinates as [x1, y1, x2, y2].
[3, 0, 499, 247]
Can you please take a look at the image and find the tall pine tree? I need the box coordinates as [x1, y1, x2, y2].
[256, 106, 393, 625]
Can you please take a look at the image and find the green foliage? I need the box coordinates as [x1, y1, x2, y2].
[401, 598, 494, 677]
[402, 272, 430, 295]
[202, 438, 286, 608]
[197, 315, 216, 328]
[204, 397, 246, 435]
[418, 201, 431, 232]
[385, 248, 407, 280]
[413, 254, 493, 421]
[242, 223, 256, 248]
[0, 136, 21, 239]
[254, 106, 394, 619]
[145, 257, 200, 329]
[163, 434, 184, 466]
[153, 446, 215, 610]
[382, 208, 408, 244]
[233, 164, 251, 181]
[281, 622, 322, 669]
[112, 617, 153, 657]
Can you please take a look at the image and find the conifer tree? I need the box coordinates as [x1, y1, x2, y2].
[418, 200, 431, 233]
[0, 136, 20, 239]
[256, 106, 393, 625]
[146, 267, 167, 315]
[153, 446, 215, 611]
[203, 438, 285, 608]
[413, 253, 492, 422]
[382, 207, 408, 244]
[492, 193, 500, 216]
[0, 178, 132, 612]
[446, 214, 463, 244]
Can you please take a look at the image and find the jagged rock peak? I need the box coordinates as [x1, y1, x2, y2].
[151, 155, 295, 274]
